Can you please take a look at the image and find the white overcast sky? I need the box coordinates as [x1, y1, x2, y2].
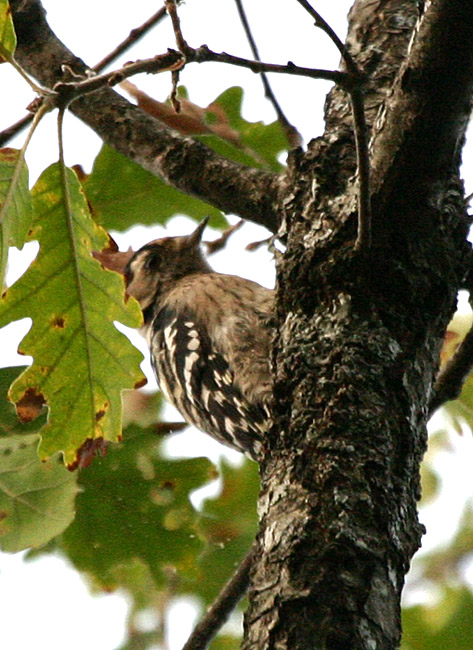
[1, 2, 473, 649]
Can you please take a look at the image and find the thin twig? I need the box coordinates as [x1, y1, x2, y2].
[181, 542, 256, 650]
[429, 322, 473, 416]
[0, 6, 170, 148]
[295, 0, 357, 75]
[0, 113, 34, 147]
[50, 46, 348, 110]
[234, 0, 302, 147]
[191, 45, 349, 85]
[92, 7, 168, 73]
[165, 0, 190, 54]
[351, 88, 372, 250]
[205, 220, 244, 255]
[295, 0, 371, 251]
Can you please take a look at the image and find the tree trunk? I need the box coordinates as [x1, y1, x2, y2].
[245, 2, 473, 648]
[9, 0, 473, 648]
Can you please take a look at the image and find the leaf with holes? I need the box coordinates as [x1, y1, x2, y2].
[0, 163, 145, 466]
[0, 433, 77, 552]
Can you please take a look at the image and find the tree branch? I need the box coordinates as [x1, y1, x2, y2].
[9, 0, 283, 232]
[181, 543, 255, 650]
[190, 45, 349, 86]
[369, 0, 473, 213]
[0, 113, 34, 147]
[0, 5, 170, 147]
[234, 0, 302, 148]
[92, 6, 169, 73]
[429, 319, 473, 416]
[295, 0, 371, 251]
[295, 0, 358, 75]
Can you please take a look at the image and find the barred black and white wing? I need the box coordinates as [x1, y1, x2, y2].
[148, 305, 269, 460]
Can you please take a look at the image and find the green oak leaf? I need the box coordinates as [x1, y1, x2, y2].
[0, 147, 33, 287]
[0, 0, 16, 63]
[84, 145, 226, 232]
[0, 433, 77, 552]
[198, 86, 287, 171]
[62, 425, 216, 589]
[0, 163, 145, 466]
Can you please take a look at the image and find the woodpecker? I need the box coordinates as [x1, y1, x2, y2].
[124, 219, 273, 461]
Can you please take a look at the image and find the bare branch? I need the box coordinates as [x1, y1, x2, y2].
[295, 0, 371, 251]
[351, 88, 372, 251]
[429, 316, 473, 416]
[234, 0, 302, 148]
[0, 113, 34, 147]
[181, 543, 255, 650]
[92, 6, 168, 73]
[0, 4, 170, 147]
[52, 48, 349, 110]
[190, 45, 349, 86]
[10, 0, 283, 232]
[205, 220, 244, 255]
[295, 0, 357, 75]
[165, 0, 190, 54]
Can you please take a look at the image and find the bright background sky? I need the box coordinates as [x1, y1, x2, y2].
[1, 1, 473, 649]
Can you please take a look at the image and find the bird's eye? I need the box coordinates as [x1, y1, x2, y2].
[144, 250, 161, 271]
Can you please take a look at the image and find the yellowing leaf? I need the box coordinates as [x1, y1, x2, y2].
[0, 0, 16, 64]
[0, 163, 145, 466]
[0, 147, 33, 286]
[0, 433, 77, 552]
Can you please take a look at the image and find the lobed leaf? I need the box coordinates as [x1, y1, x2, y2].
[0, 163, 145, 466]
[200, 86, 288, 172]
[84, 145, 226, 232]
[0, 433, 77, 552]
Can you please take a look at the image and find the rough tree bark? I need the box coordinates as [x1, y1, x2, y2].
[9, 0, 473, 648]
